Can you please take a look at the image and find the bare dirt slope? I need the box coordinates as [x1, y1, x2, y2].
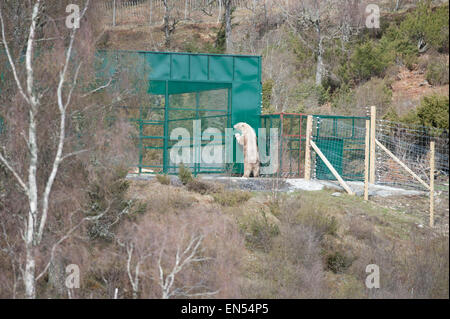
[391, 64, 449, 116]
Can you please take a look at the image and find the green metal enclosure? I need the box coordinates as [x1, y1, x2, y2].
[97, 50, 262, 175]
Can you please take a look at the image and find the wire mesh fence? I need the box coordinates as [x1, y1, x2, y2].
[310, 116, 368, 182]
[93, 0, 256, 27]
[375, 119, 449, 192]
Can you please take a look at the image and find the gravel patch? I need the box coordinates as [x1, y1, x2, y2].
[126, 174, 427, 197]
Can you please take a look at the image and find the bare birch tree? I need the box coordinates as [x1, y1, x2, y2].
[117, 239, 152, 299]
[0, 0, 126, 298]
[157, 232, 219, 299]
[277, 0, 364, 86]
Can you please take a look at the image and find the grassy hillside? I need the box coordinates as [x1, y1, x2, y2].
[41, 176, 447, 299]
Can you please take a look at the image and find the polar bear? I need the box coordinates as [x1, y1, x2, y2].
[234, 122, 260, 178]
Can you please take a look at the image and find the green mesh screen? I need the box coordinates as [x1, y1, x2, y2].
[312, 116, 367, 181]
[261, 113, 368, 181]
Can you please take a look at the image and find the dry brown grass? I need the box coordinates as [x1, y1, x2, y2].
[1, 173, 447, 298]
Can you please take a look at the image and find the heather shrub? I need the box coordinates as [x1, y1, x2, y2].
[242, 209, 280, 252]
[178, 163, 194, 185]
[213, 190, 252, 206]
[426, 55, 449, 86]
[156, 174, 171, 185]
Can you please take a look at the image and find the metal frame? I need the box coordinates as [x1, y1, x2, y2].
[135, 82, 232, 175]
[261, 112, 306, 177]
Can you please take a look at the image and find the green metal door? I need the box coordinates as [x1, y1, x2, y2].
[315, 137, 344, 180]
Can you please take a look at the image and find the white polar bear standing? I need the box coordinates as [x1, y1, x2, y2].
[234, 122, 260, 178]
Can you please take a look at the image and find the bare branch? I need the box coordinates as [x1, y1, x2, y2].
[37, 1, 90, 244]
[0, 6, 30, 104]
[35, 201, 111, 282]
[158, 233, 216, 299]
[0, 149, 29, 195]
[61, 149, 90, 161]
[81, 77, 113, 98]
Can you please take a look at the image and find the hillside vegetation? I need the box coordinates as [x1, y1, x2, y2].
[97, 0, 449, 125]
[0, 0, 448, 299]
[21, 176, 448, 299]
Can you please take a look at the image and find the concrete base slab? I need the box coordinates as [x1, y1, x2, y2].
[126, 173, 426, 197]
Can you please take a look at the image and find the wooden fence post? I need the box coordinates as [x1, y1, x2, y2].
[304, 115, 313, 180]
[430, 141, 435, 228]
[369, 106, 376, 184]
[364, 119, 370, 201]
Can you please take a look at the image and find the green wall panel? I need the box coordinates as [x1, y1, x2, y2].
[145, 53, 170, 79]
[171, 54, 190, 80]
[231, 82, 262, 130]
[189, 55, 208, 81]
[234, 57, 259, 82]
[209, 56, 233, 81]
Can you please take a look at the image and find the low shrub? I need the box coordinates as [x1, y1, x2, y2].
[242, 210, 280, 252]
[347, 41, 390, 83]
[178, 163, 194, 185]
[169, 192, 196, 210]
[156, 174, 170, 185]
[348, 219, 377, 244]
[213, 190, 252, 206]
[426, 56, 449, 86]
[86, 166, 143, 241]
[354, 77, 392, 115]
[326, 251, 354, 274]
[186, 179, 221, 195]
[403, 94, 449, 128]
[299, 212, 338, 239]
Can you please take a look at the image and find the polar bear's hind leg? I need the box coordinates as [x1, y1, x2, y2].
[243, 164, 252, 178]
[252, 164, 260, 177]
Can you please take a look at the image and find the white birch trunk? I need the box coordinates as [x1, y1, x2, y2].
[315, 26, 324, 87]
[23, 1, 41, 299]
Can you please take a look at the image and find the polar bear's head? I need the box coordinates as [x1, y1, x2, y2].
[233, 122, 250, 133]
